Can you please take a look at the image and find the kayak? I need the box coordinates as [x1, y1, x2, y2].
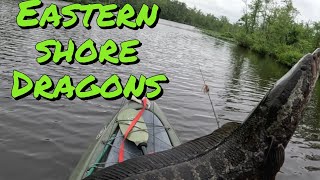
[69, 99, 181, 180]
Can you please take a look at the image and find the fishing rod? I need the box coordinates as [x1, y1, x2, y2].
[198, 64, 220, 128]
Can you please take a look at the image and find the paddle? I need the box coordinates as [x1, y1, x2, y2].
[118, 98, 149, 162]
[118, 109, 149, 152]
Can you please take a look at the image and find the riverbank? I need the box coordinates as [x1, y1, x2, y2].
[201, 29, 236, 43]
[201, 29, 307, 68]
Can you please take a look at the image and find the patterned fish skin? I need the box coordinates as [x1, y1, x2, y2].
[85, 48, 320, 180]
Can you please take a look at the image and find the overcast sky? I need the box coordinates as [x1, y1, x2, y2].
[179, 0, 320, 23]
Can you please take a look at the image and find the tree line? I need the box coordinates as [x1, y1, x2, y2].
[235, 0, 320, 66]
[64, 0, 232, 32]
[64, 0, 320, 66]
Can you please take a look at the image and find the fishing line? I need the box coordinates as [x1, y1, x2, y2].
[198, 64, 220, 128]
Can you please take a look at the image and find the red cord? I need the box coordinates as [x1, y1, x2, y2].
[118, 98, 148, 163]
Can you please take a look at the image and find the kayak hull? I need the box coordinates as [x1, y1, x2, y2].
[69, 101, 181, 180]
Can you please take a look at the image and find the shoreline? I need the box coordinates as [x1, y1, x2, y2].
[200, 29, 299, 68]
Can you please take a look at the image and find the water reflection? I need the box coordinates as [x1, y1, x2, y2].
[298, 82, 320, 139]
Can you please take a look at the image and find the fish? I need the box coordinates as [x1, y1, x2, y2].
[84, 48, 320, 180]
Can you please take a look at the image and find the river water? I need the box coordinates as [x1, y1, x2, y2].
[0, 0, 319, 179]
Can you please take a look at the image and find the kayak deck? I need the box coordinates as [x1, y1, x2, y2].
[69, 100, 181, 180]
[105, 110, 174, 167]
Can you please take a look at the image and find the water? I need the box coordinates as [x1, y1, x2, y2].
[0, 0, 319, 179]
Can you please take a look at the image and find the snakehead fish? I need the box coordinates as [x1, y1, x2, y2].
[85, 48, 320, 180]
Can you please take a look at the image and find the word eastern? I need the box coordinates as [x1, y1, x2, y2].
[11, 71, 169, 101]
[16, 0, 160, 29]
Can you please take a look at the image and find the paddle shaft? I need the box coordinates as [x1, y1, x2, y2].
[141, 145, 148, 155]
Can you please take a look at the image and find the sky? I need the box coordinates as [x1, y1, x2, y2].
[179, 0, 320, 23]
